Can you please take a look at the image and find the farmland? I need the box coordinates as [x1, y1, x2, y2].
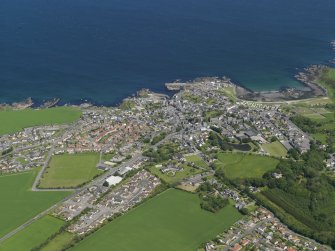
[215, 152, 279, 179]
[0, 170, 70, 238]
[0, 215, 65, 251]
[39, 152, 102, 188]
[70, 189, 242, 251]
[0, 107, 82, 135]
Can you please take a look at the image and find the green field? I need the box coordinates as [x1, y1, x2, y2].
[262, 141, 287, 157]
[70, 189, 242, 251]
[149, 164, 202, 184]
[185, 154, 208, 168]
[41, 232, 74, 251]
[39, 152, 102, 188]
[215, 153, 279, 179]
[0, 107, 82, 135]
[319, 67, 335, 102]
[0, 215, 65, 251]
[0, 170, 70, 238]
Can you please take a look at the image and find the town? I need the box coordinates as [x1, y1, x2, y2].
[1, 72, 335, 251]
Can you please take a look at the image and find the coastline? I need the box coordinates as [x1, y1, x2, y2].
[0, 66, 328, 110]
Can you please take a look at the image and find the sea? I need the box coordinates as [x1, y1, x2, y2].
[1, 0, 335, 105]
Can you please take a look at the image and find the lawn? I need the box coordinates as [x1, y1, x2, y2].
[262, 141, 287, 157]
[215, 153, 279, 179]
[39, 152, 102, 188]
[149, 164, 201, 184]
[0, 215, 65, 251]
[0, 107, 82, 135]
[41, 232, 74, 251]
[70, 189, 242, 251]
[0, 170, 70, 238]
[185, 154, 208, 168]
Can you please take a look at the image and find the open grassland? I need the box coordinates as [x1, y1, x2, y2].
[41, 232, 74, 251]
[70, 189, 242, 251]
[218, 86, 237, 102]
[149, 164, 202, 184]
[39, 152, 102, 188]
[294, 107, 334, 121]
[185, 154, 208, 168]
[0, 107, 82, 135]
[0, 215, 65, 251]
[0, 170, 70, 238]
[317, 67, 335, 102]
[261, 141, 287, 157]
[215, 153, 279, 179]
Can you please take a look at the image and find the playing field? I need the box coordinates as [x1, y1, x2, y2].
[216, 153, 279, 179]
[0, 215, 65, 251]
[262, 141, 287, 157]
[70, 189, 242, 251]
[0, 107, 82, 135]
[39, 152, 102, 188]
[0, 170, 70, 238]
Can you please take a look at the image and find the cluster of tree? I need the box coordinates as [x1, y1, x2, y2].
[260, 145, 335, 248]
[1, 146, 13, 156]
[208, 131, 234, 151]
[151, 132, 167, 145]
[200, 194, 229, 213]
[143, 143, 179, 163]
[197, 182, 229, 213]
[290, 115, 321, 133]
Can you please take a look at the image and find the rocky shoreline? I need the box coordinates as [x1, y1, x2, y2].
[235, 65, 328, 102]
[0, 64, 332, 110]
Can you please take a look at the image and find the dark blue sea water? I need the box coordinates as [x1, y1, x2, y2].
[1, 0, 335, 105]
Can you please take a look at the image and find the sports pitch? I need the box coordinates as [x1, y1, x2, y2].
[39, 152, 102, 188]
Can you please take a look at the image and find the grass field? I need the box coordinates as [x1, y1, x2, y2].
[70, 189, 242, 251]
[0, 170, 70, 238]
[261, 141, 287, 157]
[0, 215, 65, 251]
[39, 152, 102, 188]
[149, 164, 202, 184]
[41, 232, 74, 251]
[185, 154, 208, 168]
[215, 153, 279, 179]
[312, 133, 328, 144]
[319, 67, 335, 102]
[0, 107, 82, 135]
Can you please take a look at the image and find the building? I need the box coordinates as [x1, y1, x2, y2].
[117, 166, 132, 176]
[105, 176, 123, 187]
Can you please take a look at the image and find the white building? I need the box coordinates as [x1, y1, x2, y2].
[105, 176, 123, 187]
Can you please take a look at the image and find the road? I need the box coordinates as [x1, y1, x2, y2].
[0, 153, 144, 243]
[222, 219, 270, 251]
[0, 129, 176, 243]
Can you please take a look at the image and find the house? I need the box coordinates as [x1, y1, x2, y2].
[117, 166, 132, 176]
[230, 243, 242, 251]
